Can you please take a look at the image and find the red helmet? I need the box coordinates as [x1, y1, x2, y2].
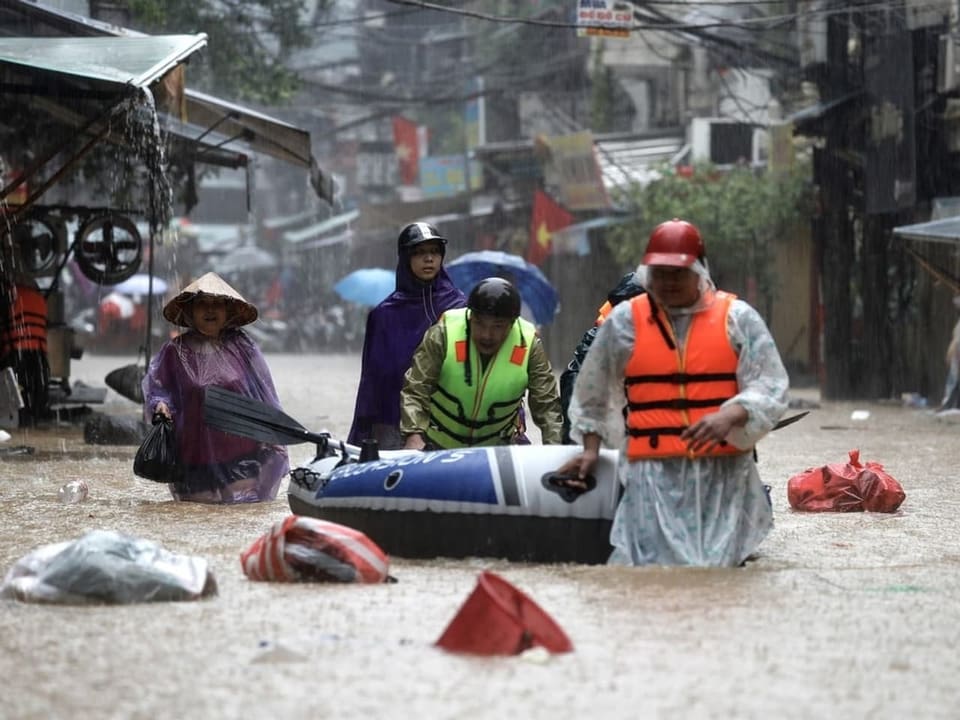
[642, 219, 704, 267]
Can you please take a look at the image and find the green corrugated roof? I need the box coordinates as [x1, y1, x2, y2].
[0, 34, 207, 88]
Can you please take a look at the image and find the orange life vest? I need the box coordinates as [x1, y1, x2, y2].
[623, 291, 742, 459]
[1, 284, 47, 357]
[595, 300, 613, 326]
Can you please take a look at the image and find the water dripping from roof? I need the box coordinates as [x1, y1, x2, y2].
[115, 87, 174, 240]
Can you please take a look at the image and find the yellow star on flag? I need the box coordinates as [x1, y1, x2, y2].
[395, 142, 412, 161]
[537, 221, 551, 248]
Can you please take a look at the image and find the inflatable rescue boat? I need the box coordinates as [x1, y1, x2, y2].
[205, 386, 810, 563]
[287, 444, 621, 564]
[200, 386, 620, 564]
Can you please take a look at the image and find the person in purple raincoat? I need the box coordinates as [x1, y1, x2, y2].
[348, 223, 466, 449]
[143, 272, 289, 504]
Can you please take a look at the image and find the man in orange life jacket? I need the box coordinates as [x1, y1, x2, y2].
[559, 219, 789, 567]
[400, 277, 563, 449]
[0, 273, 51, 426]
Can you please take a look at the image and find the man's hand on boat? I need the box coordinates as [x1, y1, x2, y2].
[555, 433, 601, 489]
[404, 433, 427, 451]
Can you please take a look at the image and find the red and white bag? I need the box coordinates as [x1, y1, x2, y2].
[787, 449, 906, 513]
[241, 515, 389, 583]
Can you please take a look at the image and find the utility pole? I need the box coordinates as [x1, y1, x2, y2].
[860, 11, 917, 399]
[817, 9, 855, 400]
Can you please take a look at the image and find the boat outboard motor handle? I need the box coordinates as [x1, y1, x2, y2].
[541, 472, 597, 503]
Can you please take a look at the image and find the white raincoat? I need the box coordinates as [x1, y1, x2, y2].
[568, 262, 789, 566]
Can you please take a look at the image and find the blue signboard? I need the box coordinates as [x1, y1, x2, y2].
[420, 155, 483, 198]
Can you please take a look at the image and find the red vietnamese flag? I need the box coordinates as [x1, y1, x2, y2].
[392, 116, 420, 185]
[526, 189, 573, 266]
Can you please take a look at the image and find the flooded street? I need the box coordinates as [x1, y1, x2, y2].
[2, 352, 959, 719]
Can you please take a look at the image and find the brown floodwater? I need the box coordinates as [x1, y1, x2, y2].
[2, 353, 959, 719]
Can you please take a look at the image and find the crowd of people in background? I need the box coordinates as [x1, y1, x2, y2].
[60, 258, 367, 356]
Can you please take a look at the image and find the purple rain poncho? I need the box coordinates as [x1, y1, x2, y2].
[347, 250, 466, 447]
[142, 328, 289, 504]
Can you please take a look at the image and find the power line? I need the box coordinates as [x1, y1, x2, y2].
[303, 45, 589, 113]
[311, 7, 419, 28]
[380, 0, 949, 33]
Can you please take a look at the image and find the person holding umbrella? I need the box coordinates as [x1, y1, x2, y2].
[559, 219, 789, 567]
[347, 222, 466, 449]
[400, 277, 563, 449]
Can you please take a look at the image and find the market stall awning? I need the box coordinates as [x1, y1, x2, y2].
[0, 34, 247, 171]
[787, 91, 863, 135]
[181, 90, 312, 168]
[474, 131, 686, 199]
[0, 34, 207, 90]
[596, 134, 686, 192]
[893, 216, 960, 245]
[283, 209, 359, 249]
[22, 93, 248, 170]
[0, 1, 334, 201]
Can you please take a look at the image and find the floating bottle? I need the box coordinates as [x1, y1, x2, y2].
[58, 479, 89, 504]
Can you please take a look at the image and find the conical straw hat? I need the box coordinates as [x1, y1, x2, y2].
[163, 272, 258, 327]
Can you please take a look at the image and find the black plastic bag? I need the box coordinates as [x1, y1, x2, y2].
[133, 415, 180, 483]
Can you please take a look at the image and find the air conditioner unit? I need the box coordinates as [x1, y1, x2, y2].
[906, 0, 954, 30]
[938, 33, 960, 93]
[690, 118, 765, 166]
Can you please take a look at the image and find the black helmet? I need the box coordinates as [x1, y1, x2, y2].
[397, 222, 447, 254]
[468, 277, 521, 319]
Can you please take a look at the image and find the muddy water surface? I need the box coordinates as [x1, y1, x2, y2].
[2, 354, 959, 719]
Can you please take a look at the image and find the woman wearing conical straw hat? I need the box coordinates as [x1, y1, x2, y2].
[141, 272, 289, 503]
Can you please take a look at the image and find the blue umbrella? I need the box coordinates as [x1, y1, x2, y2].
[333, 268, 395, 307]
[445, 250, 559, 325]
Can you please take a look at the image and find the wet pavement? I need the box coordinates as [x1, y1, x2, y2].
[2, 353, 959, 719]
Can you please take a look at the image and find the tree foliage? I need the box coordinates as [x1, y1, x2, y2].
[607, 161, 813, 308]
[125, 0, 320, 104]
[590, 42, 615, 133]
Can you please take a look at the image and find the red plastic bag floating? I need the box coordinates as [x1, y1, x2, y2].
[787, 449, 905, 513]
[241, 515, 389, 583]
[435, 571, 573, 656]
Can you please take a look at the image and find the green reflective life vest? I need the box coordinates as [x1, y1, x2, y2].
[426, 308, 534, 448]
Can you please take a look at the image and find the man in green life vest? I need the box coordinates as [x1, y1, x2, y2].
[400, 277, 563, 449]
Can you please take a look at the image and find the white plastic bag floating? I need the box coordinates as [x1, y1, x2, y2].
[1, 529, 217, 604]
